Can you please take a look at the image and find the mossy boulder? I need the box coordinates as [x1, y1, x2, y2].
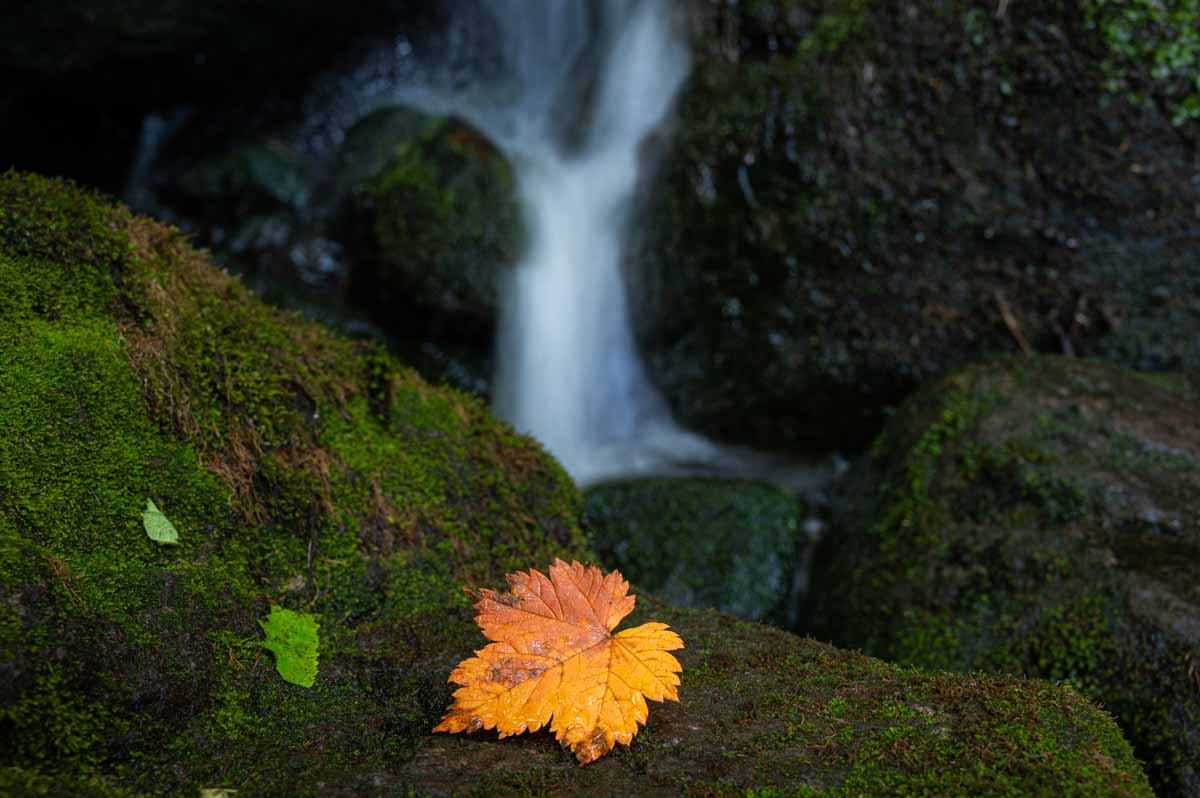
[397, 602, 1153, 797]
[0, 173, 1153, 795]
[806, 355, 1200, 796]
[152, 105, 518, 395]
[584, 479, 807, 626]
[339, 110, 523, 360]
[633, 0, 1200, 453]
[0, 170, 583, 793]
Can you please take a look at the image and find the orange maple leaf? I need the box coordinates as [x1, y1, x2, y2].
[433, 559, 684, 764]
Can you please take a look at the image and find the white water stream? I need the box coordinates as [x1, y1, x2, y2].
[488, 1, 711, 483]
[127, 0, 827, 488]
[374, 0, 730, 483]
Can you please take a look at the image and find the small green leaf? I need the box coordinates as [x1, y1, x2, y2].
[142, 498, 180, 545]
[259, 607, 319, 687]
[199, 790, 238, 798]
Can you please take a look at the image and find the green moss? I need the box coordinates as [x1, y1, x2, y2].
[810, 355, 1200, 796]
[0, 171, 590, 792]
[584, 479, 804, 625]
[2, 666, 129, 769]
[0, 170, 132, 277]
[342, 114, 524, 342]
[0, 316, 249, 633]
[1084, 0, 1200, 124]
[395, 604, 1152, 797]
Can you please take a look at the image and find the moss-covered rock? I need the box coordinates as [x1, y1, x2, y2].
[339, 110, 523, 356]
[632, 0, 1200, 453]
[0, 174, 1154, 795]
[397, 601, 1152, 798]
[152, 105, 518, 395]
[807, 355, 1200, 796]
[0, 170, 584, 792]
[584, 479, 806, 626]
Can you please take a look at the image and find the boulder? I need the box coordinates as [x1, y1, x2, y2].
[338, 110, 524, 356]
[0, 174, 1152, 796]
[150, 106, 517, 396]
[0, 170, 583, 792]
[632, 0, 1200, 453]
[807, 355, 1200, 796]
[584, 479, 808, 626]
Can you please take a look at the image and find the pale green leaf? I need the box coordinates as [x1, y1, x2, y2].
[199, 790, 238, 798]
[142, 498, 179, 545]
[259, 607, 319, 688]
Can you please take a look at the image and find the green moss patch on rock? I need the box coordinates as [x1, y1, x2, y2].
[398, 600, 1152, 798]
[152, 105, 519, 396]
[807, 355, 1200, 796]
[0, 170, 585, 791]
[584, 479, 806, 626]
[340, 111, 524, 341]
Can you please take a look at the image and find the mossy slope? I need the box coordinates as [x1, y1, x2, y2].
[0, 170, 586, 794]
[808, 355, 1200, 796]
[0, 175, 1152, 795]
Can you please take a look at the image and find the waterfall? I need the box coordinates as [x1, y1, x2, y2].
[488, 1, 699, 484]
[360, 0, 720, 483]
[299, 0, 818, 487]
[115, 0, 825, 491]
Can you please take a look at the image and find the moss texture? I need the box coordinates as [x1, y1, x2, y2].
[399, 601, 1151, 798]
[343, 113, 523, 331]
[0, 170, 585, 793]
[584, 479, 805, 626]
[0, 174, 1153, 795]
[807, 355, 1200, 797]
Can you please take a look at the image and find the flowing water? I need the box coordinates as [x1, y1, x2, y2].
[343, 0, 829, 488]
[368, 0, 737, 484]
[486, 2, 711, 484]
[130, 0, 827, 489]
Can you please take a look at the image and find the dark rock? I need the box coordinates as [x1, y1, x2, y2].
[632, 0, 1200, 454]
[806, 354, 1200, 797]
[0, 1, 441, 193]
[338, 112, 524, 353]
[584, 478, 808, 626]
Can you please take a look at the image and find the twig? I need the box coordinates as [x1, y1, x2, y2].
[994, 289, 1033, 354]
[41, 553, 82, 605]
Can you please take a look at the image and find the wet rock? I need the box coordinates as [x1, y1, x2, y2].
[338, 112, 524, 355]
[806, 355, 1200, 797]
[584, 479, 808, 626]
[632, 0, 1200, 454]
